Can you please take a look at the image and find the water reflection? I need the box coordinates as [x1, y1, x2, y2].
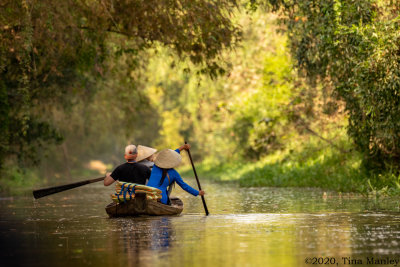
[116, 217, 173, 250]
[0, 180, 400, 266]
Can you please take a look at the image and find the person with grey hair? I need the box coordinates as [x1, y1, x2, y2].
[103, 145, 151, 186]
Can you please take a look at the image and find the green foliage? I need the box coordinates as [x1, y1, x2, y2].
[265, 0, 400, 171]
[360, 173, 400, 197]
[140, 12, 296, 163]
[181, 129, 400, 195]
[4, 0, 398, 197]
[0, 0, 240, 168]
[0, 0, 108, 167]
[0, 166, 41, 194]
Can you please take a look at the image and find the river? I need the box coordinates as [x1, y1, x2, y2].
[1, 179, 400, 266]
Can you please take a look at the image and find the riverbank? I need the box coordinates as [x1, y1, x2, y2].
[180, 139, 400, 197]
[0, 166, 102, 196]
[2, 138, 399, 198]
[0, 167, 42, 196]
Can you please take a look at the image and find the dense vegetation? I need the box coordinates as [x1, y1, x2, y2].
[0, 0, 239, 168]
[1, 1, 400, 195]
[265, 0, 400, 171]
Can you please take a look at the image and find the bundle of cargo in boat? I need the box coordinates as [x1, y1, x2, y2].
[111, 181, 162, 203]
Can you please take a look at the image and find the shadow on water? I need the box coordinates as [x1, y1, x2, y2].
[1, 179, 400, 266]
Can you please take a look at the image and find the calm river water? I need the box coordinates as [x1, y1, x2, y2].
[1, 179, 400, 267]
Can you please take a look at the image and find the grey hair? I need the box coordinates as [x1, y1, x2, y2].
[125, 145, 138, 155]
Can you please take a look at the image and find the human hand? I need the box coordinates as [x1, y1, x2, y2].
[179, 143, 191, 151]
[199, 190, 205, 196]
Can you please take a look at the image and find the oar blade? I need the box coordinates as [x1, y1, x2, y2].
[33, 187, 63, 199]
[33, 177, 105, 199]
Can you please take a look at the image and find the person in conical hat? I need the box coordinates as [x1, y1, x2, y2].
[147, 143, 205, 205]
[136, 145, 157, 168]
[103, 144, 151, 186]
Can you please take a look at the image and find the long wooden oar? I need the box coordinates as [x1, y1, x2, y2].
[33, 176, 105, 199]
[185, 141, 209, 216]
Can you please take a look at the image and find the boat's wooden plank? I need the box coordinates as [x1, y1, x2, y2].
[105, 193, 183, 217]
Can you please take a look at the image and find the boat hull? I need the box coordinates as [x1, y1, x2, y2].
[105, 192, 183, 217]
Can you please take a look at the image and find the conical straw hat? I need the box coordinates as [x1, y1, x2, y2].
[136, 145, 157, 162]
[154, 149, 182, 169]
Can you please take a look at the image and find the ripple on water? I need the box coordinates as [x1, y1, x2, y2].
[1, 181, 400, 266]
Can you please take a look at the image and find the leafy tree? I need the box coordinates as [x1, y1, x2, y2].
[264, 0, 400, 171]
[0, 0, 239, 168]
[140, 12, 296, 162]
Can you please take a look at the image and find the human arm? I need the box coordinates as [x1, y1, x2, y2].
[172, 170, 200, 196]
[103, 172, 115, 186]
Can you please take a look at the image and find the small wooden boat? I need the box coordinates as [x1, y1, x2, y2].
[105, 192, 183, 217]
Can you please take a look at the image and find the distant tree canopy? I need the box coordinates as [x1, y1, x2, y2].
[266, 0, 400, 171]
[0, 0, 239, 167]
